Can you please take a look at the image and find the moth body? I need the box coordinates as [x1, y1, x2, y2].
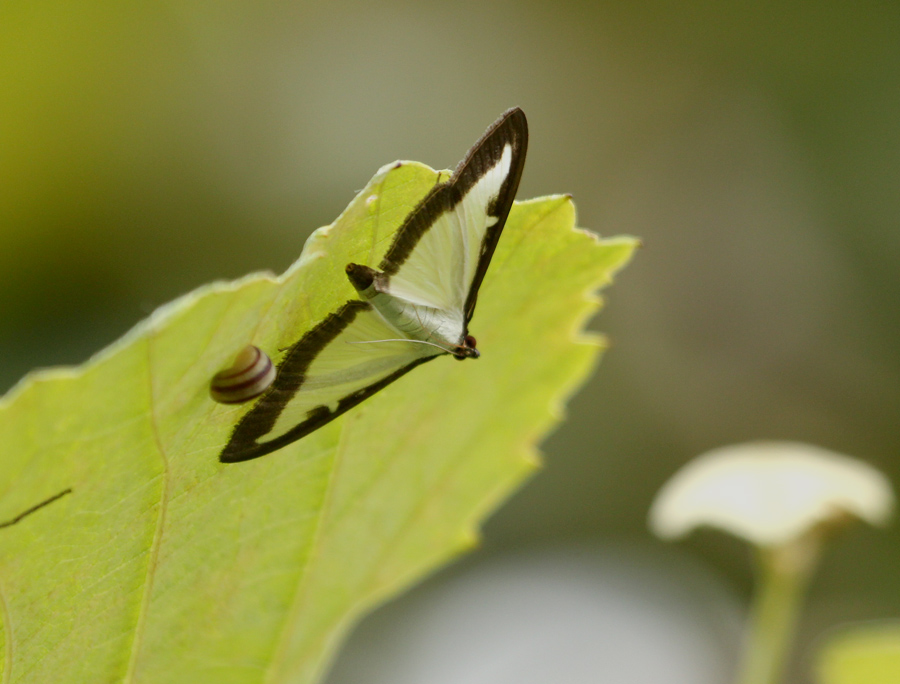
[346, 262, 470, 358]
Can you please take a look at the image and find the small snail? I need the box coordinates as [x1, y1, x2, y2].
[209, 345, 276, 404]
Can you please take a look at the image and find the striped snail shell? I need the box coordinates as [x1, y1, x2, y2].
[210, 345, 276, 404]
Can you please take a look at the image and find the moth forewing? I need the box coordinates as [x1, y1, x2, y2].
[379, 131, 522, 320]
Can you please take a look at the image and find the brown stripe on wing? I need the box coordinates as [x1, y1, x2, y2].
[379, 107, 528, 282]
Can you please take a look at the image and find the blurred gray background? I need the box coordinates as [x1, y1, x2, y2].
[2, 1, 898, 681]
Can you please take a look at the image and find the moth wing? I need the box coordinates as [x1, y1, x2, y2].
[379, 108, 528, 323]
[219, 302, 441, 463]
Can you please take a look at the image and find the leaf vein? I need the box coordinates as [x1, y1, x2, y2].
[261, 432, 348, 684]
[121, 336, 171, 683]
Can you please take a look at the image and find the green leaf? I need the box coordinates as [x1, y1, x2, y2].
[0, 160, 636, 684]
[816, 622, 900, 684]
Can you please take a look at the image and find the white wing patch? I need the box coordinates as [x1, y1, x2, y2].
[383, 143, 513, 314]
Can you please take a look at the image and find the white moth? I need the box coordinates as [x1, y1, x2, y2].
[218, 108, 528, 463]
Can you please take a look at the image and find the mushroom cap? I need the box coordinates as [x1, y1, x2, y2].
[649, 442, 895, 546]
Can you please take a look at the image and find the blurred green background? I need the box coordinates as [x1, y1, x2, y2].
[2, 1, 898, 681]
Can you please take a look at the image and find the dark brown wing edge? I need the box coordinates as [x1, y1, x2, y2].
[379, 107, 529, 309]
[218, 300, 438, 463]
[458, 108, 528, 323]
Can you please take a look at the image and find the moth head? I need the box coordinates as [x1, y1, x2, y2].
[454, 335, 480, 360]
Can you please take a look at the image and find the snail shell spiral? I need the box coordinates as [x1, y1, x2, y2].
[209, 345, 276, 404]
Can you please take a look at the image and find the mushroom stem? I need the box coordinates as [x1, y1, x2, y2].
[735, 534, 822, 684]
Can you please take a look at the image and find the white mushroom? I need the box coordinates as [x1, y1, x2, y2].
[649, 441, 894, 547]
[648, 441, 895, 684]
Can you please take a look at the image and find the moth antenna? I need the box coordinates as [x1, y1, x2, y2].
[347, 339, 451, 352]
